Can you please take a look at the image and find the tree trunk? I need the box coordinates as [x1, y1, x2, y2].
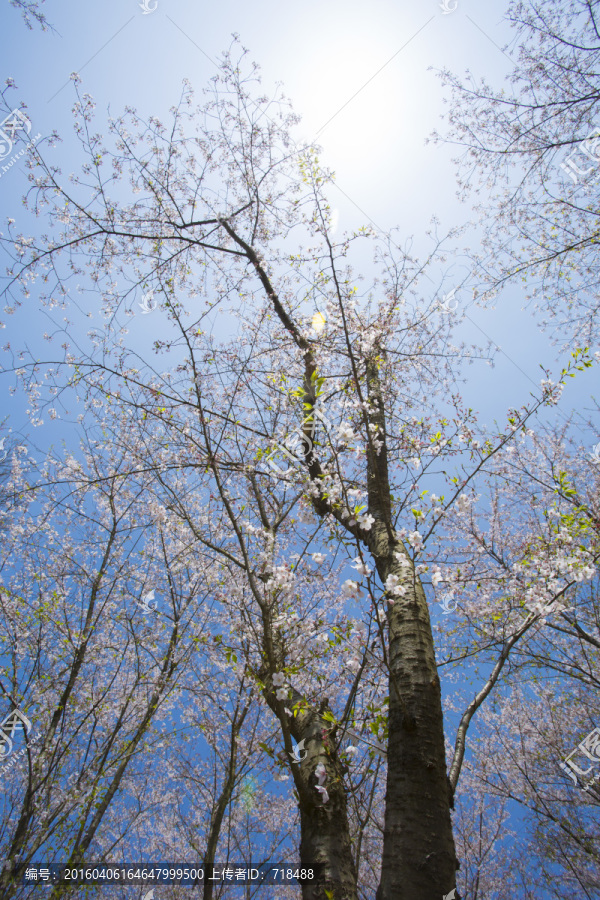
[375, 537, 458, 898]
[297, 705, 357, 900]
[362, 356, 458, 899]
[261, 677, 358, 900]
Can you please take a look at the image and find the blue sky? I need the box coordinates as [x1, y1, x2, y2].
[0, 2, 595, 896]
[0, 0, 595, 449]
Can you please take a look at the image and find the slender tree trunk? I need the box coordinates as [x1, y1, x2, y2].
[45, 638, 182, 900]
[202, 704, 249, 900]
[261, 677, 358, 900]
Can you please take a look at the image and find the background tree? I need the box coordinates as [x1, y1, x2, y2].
[0, 427, 276, 900]
[430, 409, 600, 897]
[433, 0, 600, 348]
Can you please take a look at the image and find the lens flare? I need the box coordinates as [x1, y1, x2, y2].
[312, 312, 326, 332]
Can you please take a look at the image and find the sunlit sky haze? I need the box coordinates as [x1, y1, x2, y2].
[0, 0, 595, 444]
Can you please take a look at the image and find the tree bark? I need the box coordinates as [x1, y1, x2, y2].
[296, 705, 357, 900]
[374, 537, 458, 898]
[363, 356, 458, 899]
[261, 677, 358, 900]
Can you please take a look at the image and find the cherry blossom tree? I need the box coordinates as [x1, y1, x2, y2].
[0, 429, 273, 900]
[0, 41, 591, 900]
[433, 0, 600, 348]
[428, 409, 600, 896]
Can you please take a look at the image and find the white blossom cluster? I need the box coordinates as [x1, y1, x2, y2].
[510, 531, 597, 619]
